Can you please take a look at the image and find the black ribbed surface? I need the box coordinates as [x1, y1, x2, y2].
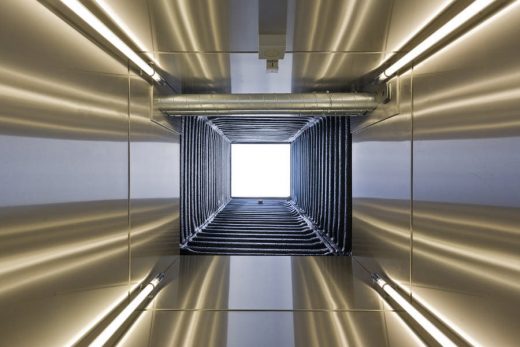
[182, 199, 333, 255]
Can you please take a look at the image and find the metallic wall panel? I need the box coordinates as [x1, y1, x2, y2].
[411, 3, 520, 346]
[0, 1, 130, 345]
[352, 100, 412, 294]
[90, 0, 155, 54]
[292, 0, 392, 52]
[157, 53, 231, 93]
[129, 77, 181, 285]
[290, 0, 391, 92]
[152, 256, 390, 311]
[150, 0, 230, 53]
[118, 256, 423, 347]
[117, 310, 425, 347]
[291, 52, 384, 93]
[384, 0, 453, 56]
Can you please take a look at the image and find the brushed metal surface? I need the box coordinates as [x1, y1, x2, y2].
[157, 52, 231, 93]
[129, 76, 181, 284]
[152, 256, 390, 310]
[117, 310, 426, 347]
[292, 0, 392, 53]
[352, 2, 520, 346]
[0, 1, 130, 345]
[0, 1, 180, 345]
[384, 0, 453, 55]
[411, 3, 520, 346]
[352, 109, 412, 295]
[117, 256, 425, 346]
[81, 0, 457, 93]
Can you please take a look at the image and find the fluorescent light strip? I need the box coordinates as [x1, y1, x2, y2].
[62, 0, 161, 82]
[381, 0, 494, 79]
[372, 274, 457, 347]
[89, 274, 164, 347]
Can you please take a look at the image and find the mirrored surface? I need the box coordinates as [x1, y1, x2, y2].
[152, 256, 390, 311]
[118, 310, 426, 347]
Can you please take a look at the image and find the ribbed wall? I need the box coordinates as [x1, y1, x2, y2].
[291, 117, 351, 254]
[181, 117, 231, 244]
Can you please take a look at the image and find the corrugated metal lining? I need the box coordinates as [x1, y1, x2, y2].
[183, 199, 334, 255]
[181, 117, 231, 245]
[291, 117, 351, 253]
[208, 116, 317, 142]
[181, 115, 350, 255]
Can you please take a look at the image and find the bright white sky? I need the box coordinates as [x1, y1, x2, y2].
[231, 144, 290, 197]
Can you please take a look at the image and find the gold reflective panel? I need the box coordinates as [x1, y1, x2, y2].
[117, 256, 425, 347]
[411, 3, 520, 345]
[0, 1, 179, 345]
[352, 2, 520, 346]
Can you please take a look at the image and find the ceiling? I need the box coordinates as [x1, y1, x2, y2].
[77, 0, 451, 142]
[86, 0, 451, 93]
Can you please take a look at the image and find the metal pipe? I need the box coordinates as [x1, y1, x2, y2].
[155, 93, 377, 116]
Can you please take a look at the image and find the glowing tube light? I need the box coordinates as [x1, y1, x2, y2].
[62, 0, 162, 82]
[372, 274, 457, 347]
[381, 0, 494, 80]
[90, 273, 165, 347]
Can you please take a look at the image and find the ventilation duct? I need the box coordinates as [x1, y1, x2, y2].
[155, 93, 377, 116]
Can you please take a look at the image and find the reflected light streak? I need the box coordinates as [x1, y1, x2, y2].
[160, 0, 218, 81]
[300, 258, 359, 345]
[62, 0, 162, 82]
[0, 84, 124, 118]
[413, 235, 520, 293]
[90, 273, 164, 347]
[384, 1, 454, 61]
[415, 85, 520, 119]
[410, 292, 483, 347]
[0, 212, 176, 295]
[94, 0, 155, 62]
[65, 290, 129, 347]
[0, 65, 127, 108]
[381, 0, 494, 80]
[372, 274, 457, 347]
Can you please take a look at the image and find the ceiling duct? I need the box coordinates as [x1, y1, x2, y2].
[155, 93, 377, 116]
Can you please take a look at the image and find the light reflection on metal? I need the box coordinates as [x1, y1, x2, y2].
[61, 0, 162, 83]
[380, 0, 494, 80]
[384, 1, 455, 62]
[89, 273, 165, 347]
[93, 0, 155, 62]
[0, 205, 177, 296]
[371, 274, 457, 347]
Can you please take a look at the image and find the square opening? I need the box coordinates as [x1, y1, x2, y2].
[231, 143, 290, 198]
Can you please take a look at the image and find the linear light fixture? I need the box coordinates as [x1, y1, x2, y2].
[372, 274, 457, 347]
[380, 0, 494, 80]
[90, 273, 165, 347]
[61, 0, 162, 82]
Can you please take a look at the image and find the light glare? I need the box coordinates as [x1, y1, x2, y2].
[62, 0, 160, 81]
[373, 275, 457, 347]
[382, 0, 494, 79]
[89, 274, 163, 347]
[231, 144, 290, 197]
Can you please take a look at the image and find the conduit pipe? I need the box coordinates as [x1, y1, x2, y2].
[155, 93, 378, 116]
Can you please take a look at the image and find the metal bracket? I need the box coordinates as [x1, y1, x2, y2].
[374, 81, 392, 104]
